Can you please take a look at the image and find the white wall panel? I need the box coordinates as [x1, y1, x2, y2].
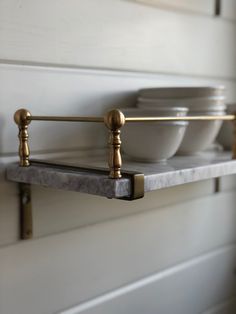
[0, 0, 235, 78]
[0, 64, 235, 154]
[0, 192, 236, 314]
[133, 0, 215, 15]
[222, 0, 236, 22]
[0, 167, 18, 245]
[32, 179, 214, 239]
[61, 247, 236, 314]
[219, 174, 236, 192]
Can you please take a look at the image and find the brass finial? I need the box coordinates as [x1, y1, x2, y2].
[104, 109, 125, 179]
[14, 109, 31, 167]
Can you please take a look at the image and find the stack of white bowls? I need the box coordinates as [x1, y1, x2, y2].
[137, 86, 226, 155]
[121, 107, 189, 162]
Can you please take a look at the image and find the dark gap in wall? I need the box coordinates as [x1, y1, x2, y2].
[215, 0, 221, 16]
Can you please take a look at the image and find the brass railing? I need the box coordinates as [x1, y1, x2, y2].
[14, 108, 236, 179]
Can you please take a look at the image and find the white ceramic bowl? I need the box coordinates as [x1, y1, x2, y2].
[139, 86, 225, 99]
[217, 104, 236, 149]
[137, 96, 226, 112]
[121, 108, 188, 162]
[131, 106, 188, 116]
[178, 111, 225, 155]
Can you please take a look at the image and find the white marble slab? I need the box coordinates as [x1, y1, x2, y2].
[6, 151, 236, 199]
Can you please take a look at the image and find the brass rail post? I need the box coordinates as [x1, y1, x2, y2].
[104, 109, 125, 179]
[14, 109, 31, 166]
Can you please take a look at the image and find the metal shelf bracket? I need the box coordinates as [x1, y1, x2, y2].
[19, 183, 33, 240]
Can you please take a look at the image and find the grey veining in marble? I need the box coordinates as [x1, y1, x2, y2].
[6, 163, 131, 198]
[6, 151, 236, 199]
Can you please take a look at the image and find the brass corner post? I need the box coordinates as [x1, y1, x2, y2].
[104, 109, 125, 179]
[232, 114, 236, 159]
[14, 109, 31, 166]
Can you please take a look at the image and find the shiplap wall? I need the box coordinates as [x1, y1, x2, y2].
[0, 1, 236, 313]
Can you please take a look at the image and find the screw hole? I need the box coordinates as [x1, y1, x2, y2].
[22, 194, 30, 204]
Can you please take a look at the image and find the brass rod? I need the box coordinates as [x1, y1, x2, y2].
[26, 114, 235, 123]
[28, 116, 104, 122]
[125, 115, 235, 122]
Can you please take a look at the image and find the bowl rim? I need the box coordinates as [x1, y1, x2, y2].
[138, 95, 226, 102]
[137, 103, 226, 109]
[120, 107, 189, 114]
[123, 121, 189, 126]
[139, 86, 225, 99]
[187, 111, 226, 115]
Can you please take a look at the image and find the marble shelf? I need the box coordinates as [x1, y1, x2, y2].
[6, 151, 236, 199]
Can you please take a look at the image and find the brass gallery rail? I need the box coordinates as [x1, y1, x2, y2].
[14, 108, 236, 179]
[28, 115, 234, 122]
